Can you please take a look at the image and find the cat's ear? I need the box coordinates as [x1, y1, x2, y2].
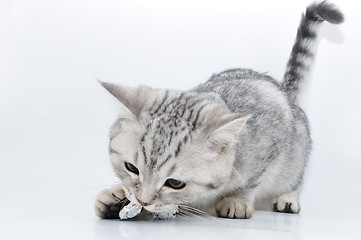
[99, 81, 154, 118]
[206, 109, 250, 153]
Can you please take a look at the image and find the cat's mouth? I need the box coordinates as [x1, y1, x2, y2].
[142, 204, 173, 213]
[122, 187, 178, 217]
[146, 205, 179, 219]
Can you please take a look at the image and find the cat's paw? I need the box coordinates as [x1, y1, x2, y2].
[273, 193, 300, 213]
[94, 186, 129, 219]
[216, 197, 254, 219]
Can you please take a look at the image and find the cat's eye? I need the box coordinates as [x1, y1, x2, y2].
[165, 178, 186, 189]
[125, 162, 139, 175]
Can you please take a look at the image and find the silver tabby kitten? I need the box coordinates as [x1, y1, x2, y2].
[95, 1, 343, 219]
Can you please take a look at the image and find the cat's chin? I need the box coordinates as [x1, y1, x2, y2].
[151, 210, 177, 220]
[149, 206, 178, 220]
[122, 190, 178, 215]
[144, 205, 179, 217]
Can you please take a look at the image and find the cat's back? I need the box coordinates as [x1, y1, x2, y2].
[207, 68, 277, 85]
[195, 68, 291, 118]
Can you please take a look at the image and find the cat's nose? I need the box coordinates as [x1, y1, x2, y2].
[136, 198, 149, 206]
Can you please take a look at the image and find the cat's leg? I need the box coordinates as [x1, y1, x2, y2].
[273, 189, 300, 213]
[94, 185, 129, 219]
[216, 190, 255, 219]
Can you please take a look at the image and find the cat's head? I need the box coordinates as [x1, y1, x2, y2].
[100, 82, 249, 214]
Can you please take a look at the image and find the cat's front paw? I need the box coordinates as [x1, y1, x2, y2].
[216, 197, 254, 219]
[95, 186, 129, 219]
[273, 193, 300, 213]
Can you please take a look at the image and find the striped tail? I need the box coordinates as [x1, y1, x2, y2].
[282, 1, 344, 103]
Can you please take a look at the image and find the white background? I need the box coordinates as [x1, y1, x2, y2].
[1, 0, 361, 239]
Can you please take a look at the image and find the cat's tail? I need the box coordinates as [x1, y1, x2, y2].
[281, 1, 344, 103]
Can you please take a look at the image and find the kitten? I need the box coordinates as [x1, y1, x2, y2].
[95, 1, 343, 219]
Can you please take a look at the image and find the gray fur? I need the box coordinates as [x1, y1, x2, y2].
[95, 1, 343, 219]
[282, 1, 344, 102]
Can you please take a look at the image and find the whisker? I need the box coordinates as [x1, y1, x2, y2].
[111, 198, 130, 209]
[177, 213, 199, 223]
[178, 209, 201, 217]
[178, 205, 209, 216]
[177, 211, 213, 224]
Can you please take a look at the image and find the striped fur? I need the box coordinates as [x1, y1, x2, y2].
[95, 1, 343, 219]
[282, 1, 344, 102]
